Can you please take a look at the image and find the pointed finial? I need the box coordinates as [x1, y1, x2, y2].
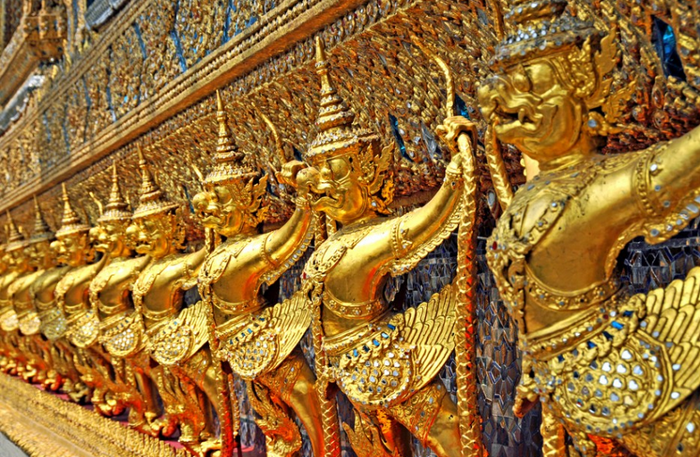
[30, 195, 53, 243]
[56, 183, 90, 237]
[6, 211, 22, 243]
[132, 146, 178, 219]
[306, 36, 377, 161]
[201, 91, 258, 185]
[5, 210, 26, 252]
[213, 90, 243, 164]
[98, 161, 131, 222]
[313, 36, 355, 133]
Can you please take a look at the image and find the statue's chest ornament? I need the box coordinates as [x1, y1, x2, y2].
[303, 220, 380, 283]
[487, 156, 629, 330]
[133, 255, 190, 319]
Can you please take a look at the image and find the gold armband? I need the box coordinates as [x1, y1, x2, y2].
[633, 144, 668, 218]
[391, 216, 413, 259]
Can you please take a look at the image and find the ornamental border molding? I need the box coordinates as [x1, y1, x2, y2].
[0, 0, 370, 213]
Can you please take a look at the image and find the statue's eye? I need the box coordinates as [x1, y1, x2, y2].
[512, 70, 531, 93]
[328, 157, 350, 180]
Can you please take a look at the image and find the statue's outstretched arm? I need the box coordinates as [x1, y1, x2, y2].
[639, 125, 700, 220]
[264, 165, 315, 268]
[388, 117, 473, 274]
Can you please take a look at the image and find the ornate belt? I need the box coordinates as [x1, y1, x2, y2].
[100, 310, 145, 358]
[66, 310, 100, 348]
[0, 307, 18, 332]
[38, 308, 67, 341]
[17, 310, 41, 336]
[323, 290, 386, 321]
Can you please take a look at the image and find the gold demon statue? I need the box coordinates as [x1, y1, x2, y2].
[30, 197, 74, 391]
[479, 0, 700, 456]
[89, 163, 156, 429]
[301, 38, 475, 457]
[53, 184, 108, 403]
[126, 147, 226, 456]
[1, 212, 33, 379]
[8, 198, 59, 387]
[191, 91, 322, 457]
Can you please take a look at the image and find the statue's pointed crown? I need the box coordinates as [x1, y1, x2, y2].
[493, 0, 599, 68]
[30, 195, 54, 243]
[98, 162, 132, 223]
[5, 210, 27, 252]
[306, 37, 378, 161]
[203, 91, 258, 185]
[133, 146, 179, 219]
[56, 183, 90, 238]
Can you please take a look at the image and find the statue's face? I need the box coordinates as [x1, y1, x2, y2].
[478, 59, 583, 163]
[90, 221, 129, 257]
[193, 183, 245, 237]
[127, 213, 175, 259]
[28, 240, 53, 267]
[6, 246, 29, 269]
[53, 232, 92, 267]
[308, 155, 369, 226]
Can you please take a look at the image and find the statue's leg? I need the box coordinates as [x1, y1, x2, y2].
[389, 380, 461, 457]
[274, 351, 324, 457]
[187, 348, 229, 452]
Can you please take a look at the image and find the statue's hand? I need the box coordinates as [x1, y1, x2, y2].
[277, 160, 307, 187]
[436, 116, 477, 157]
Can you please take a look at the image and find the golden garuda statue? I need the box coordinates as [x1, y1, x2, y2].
[7, 198, 58, 388]
[53, 184, 111, 405]
[300, 37, 479, 457]
[191, 91, 321, 457]
[1, 212, 33, 379]
[479, 0, 700, 455]
[127, 147, 227, 456]
[88, 162, 153, 422]
[29, 196, 73, 392]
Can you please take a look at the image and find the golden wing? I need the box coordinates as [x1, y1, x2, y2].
[265, 289, 313, 370]
[393, 282, 457, 393]
[218, 290, 312, 380]
[150, 301, 210, 366]
[634, 266, 700, 420]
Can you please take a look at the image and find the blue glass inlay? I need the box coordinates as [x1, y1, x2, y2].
[388, 114, 409, 159]
[652, 16, 686, 81]
[587, 341, 597, 349]
[454, 94, 470, 118]
[611, 321, 624, 330]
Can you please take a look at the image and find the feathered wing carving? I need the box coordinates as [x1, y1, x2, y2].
[393, 282, 457, 389]
[333, 283, 457, 408]
[150, 300, 210, 366]
[635, 266, 700, 419]
[217, 290, 312, 380]
[543, 267, 700, 436]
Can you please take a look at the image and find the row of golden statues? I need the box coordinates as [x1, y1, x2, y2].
[1, 0, 700, 456]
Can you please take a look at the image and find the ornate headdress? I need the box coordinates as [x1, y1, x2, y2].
[30, 195, 54, 243]
[56, 184, 91, 238]
[132, 147, 179, 219]
[307, 37, 394, 212]
[493, 0, 599, 68]
[5, 211, 27, 253]
[493, 0, 627, 133]
[204, 91, 260, 186]
[306, 37, 380, 161]
[201, 91, 268, 225]
[98, 162, 132, 223]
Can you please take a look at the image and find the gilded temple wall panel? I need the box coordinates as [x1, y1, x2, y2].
[1, 0, 700, 455]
